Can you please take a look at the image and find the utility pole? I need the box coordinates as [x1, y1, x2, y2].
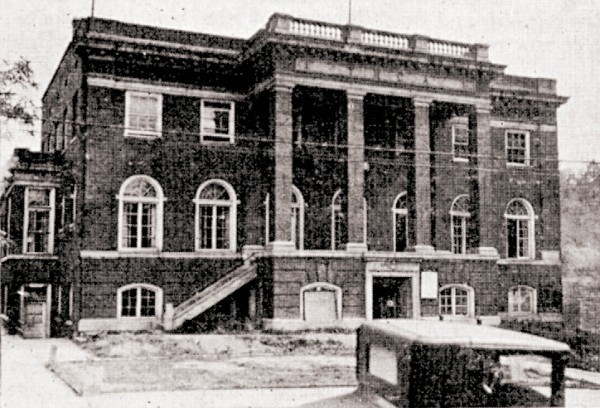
[348, 0, 352, 25]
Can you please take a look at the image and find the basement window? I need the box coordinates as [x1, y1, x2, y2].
[117, 284, 163, 318]
[200, 100, 235, 143]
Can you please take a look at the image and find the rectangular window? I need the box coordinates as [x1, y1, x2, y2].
[24, 188, 54, 254]
[452, 125, 470, 161]
[200, 100, 235, 143]
[125, 91, 163, 138]
[506, 130, 530, 165]
[122, 202, 156, 249]
[451, 216, 467, 254]
[507, 218, 529, 258]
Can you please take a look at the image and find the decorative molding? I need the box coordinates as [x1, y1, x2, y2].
[294, 58, 477, 92]
[79, 250, 242, 259]
[87, 76, 244, 101]
[86, 32, 240, 57]
[274, 73, 489, 107]
[490, 119, 557, 132]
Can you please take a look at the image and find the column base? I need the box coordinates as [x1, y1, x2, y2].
[266, 240, 296, 254]
[413, 245, 435, 254]
[477, 247, 499, 257]
[345, 242, 368, 253]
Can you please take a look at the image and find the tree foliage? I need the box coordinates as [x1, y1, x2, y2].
[561, 161, 600, 248]
[0, 58, 38, 124]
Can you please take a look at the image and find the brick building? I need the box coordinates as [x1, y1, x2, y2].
[0, 14, 568, 337]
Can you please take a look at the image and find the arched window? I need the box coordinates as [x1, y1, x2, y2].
[505, 198, 535, 259]
[331, 190, 367, 250]
[264, 186, 305, 249]
[508, 285, 537, 315]
[439, 284, 475, 318]
[117, 283, 163, 318]
[300, 282, 342, 321]
[392, 192, 408, 252]
[450, 195, 470, 255]
[291, 186, 305, 250]
[331, 189, 346, 250]
[194, 180, 237, 251]
[117, 175, 164, 251]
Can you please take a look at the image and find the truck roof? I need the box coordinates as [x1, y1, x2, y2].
[362, 320, 571, 353]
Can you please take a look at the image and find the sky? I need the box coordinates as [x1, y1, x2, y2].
[1, 0, 599, 173]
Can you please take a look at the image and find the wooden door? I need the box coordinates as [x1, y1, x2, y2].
[22, 301, 46, 338]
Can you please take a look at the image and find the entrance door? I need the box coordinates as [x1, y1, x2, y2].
[372, 277, 411, 319]
[21, 285, 49, 338]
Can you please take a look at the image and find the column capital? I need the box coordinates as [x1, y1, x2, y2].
[474, 102, 492, 114]
[273, 80, 295, 94]
[412, 95, 434, 107]
[346, 89, 368, 100]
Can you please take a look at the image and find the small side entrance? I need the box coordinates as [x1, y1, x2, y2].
[20, 284, 51, 338]
[372, 277, 412, 319]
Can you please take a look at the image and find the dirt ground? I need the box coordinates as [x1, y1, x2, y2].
[51, 332, 357, 394]
[50, 331, 598, 396]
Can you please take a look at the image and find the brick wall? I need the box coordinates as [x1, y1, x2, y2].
[79, 257, 243, 318]
[266, 257, 365, 320]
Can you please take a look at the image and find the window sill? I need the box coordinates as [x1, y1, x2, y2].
[506, 162, 531, 168]
[124, 132, 162, 139]
[200, 136, 235, 144]
[117, 248, 162, 254]
[453, 157, 469, 163]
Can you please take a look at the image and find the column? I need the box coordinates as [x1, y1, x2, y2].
[413, 96, 434, 253]
[346, 90, 368, 252]
[474, 104, 499, 256]
[268, 83, 295, 252]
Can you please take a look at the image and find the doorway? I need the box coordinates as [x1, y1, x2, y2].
[20, 284, 51, 338]
[372, 277, 412, 319]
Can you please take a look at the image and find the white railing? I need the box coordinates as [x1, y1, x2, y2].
[289, 20, 342, 41]
[427, 40, 471, 57]
[361, 31, 409, 50]
[266, 14, 486, 61]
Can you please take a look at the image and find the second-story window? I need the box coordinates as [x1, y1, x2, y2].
[117, 176, 164, 251]
[124, 91, 163, 138]
[194, 180, 237, 251]
[452, 121, 470, 162]
[450, 194, 470, 255]
[392, 192, 408, 252]
[24, 188, 55, 254]
[200, 100, 235, 143]
[506, 130, 530, 166]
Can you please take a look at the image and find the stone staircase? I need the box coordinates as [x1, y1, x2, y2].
[163, 261, 257, 330]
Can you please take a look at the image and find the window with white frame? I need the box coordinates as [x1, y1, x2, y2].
[195, 180, 237, 251]
[24, 187, 55, 254]
[439, 284, 475, 317]
[450, 195, 470, 255]
[508, 285, 537, 315]
[200, 100, 235, 143]
[331, 190, 367, 250]
[505, 198, 535, 259]
[264, 186, 304, 249]
[124, 91, 162, 138]
[392, 192, 408, 252]
[117, 176, 164, 251]
[117, 284, 163, 318]
[451, 118, 470, 161]
[331, 190, 347, 250]
[291, 186, 305, 249]
[506, 130, 530, 165]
